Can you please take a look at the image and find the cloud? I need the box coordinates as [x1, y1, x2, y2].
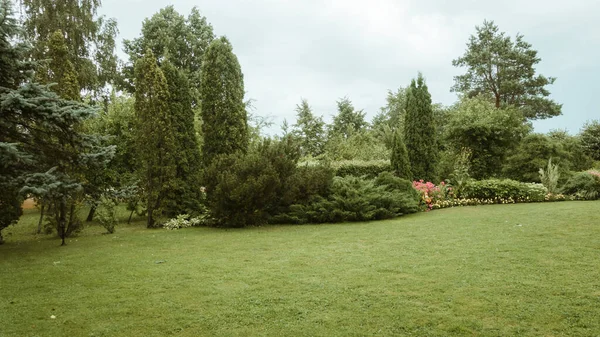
[100, 0, 600, 134]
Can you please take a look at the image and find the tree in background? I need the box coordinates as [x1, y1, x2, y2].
[452, 20, 561, 120]
[580, 120, 600, 161]
[390, 130, 411, 180]
[445, 96, 530, 179]
[200, 37, 248, 167]
[372, 87, 407, 134]
[20, 0, 119, 95]
[134, 50, 176, 228]
[123, 5, 214, 103]
[404, 73, 438, 182]
[292, 99, 326, 157]
[329, 97, 367, 139]
[36, 30, 80, 100]
[161, 61, 203, 216]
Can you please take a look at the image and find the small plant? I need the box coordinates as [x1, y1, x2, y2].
[451, 147, 472, 197]
[96, 197, 118, 234]
[539, 158, 560, 194]
[163, 213, 209, 230]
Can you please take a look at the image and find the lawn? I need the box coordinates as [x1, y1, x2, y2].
[1, 201, 600, 336]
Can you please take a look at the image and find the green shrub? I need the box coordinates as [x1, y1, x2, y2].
[204, 138, 300, 228]
[96, 197, 118, 234]
[274, 176, 419, 224]
[561, 171, 600, 200]
[283, 164, 334, 206]
[462, 179, 547, 202]
[332, 160, 392, 178]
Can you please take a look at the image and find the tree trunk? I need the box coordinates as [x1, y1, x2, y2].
[86, 205, 96, 222]
[147, 206, 154, 228]
[37, 204, 45, 234]
[59, 200, 67, 246]
[495, 94, 501, 108]
[0, 230, 4, 245]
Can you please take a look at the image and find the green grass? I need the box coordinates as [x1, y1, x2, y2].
[1, 202, 600, 336]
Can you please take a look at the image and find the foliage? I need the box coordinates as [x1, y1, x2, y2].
[450, 147, 472, 197]
[330, 160, 392, 178]
[503, 133, 571, 183]
[547, 129, 594, 172]
[36, 30, 80, 100]
[580, 120, 600, 161]
[452, 20, 561, 120]
[404, 73, 438, 182]
[324, 130, 390, 161]
[291, 99, 326, 157]
[539, 158, 560, 194]
[200, 36, 248, 167]
[412, 180, 454, 211]
[122, 5, 214, 102]
[160, 60, 203, 217]
[329, 97, 367, 139]
[372, 87, 407, 135]
[276, 175, 419, 224]
[561, 171, 600, 200]
[96, 196, 117, 234]
[390, 129, 411, 180]
[445, 96, 531, 179]
[163, 214, 208, 230]
[20, 0, 119, 94]
[462, 179, 548, 203]
[204, 137, 300, 228]
[133, 50, 176, 228]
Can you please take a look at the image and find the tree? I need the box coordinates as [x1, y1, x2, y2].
[122, 5, 214, 103]
[445, 96, 530, 179]
[134, 50, 176, 228]
[37, 30, 80, 100]
[580, 120, 600, 161]
[404, 73, 438, 182]
[390, 130, 411, 180]
[19, 0, 119, 94]
[161, 61, 203, 216]
[329, 97, 367, 139]
[372, 87, 407, 133]
[292, 99, 326, 157]
[452, 20, 561, 120]
[1, 0, 113, 245]
[200, 37, 248, 167]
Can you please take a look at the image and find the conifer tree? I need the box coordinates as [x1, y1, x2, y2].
[134, 50, 176, 228]
[161, 60, 203, 216]
[292, 99, 326, 157]
[37, 30, 80, 100]
[330, 97, 367, 139]
[391, 130, 412, 180]
[404, 73, 438, 182]
[200, 37, 248, 167]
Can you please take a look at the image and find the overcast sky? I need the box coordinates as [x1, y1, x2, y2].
[100, 0, 599, 135]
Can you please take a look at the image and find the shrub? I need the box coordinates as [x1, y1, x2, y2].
[539, 158, 560, 194]
[412, 180, 454, 211]
[332, 160, 392, 178]
[561, 171, 600, 200]
[163, 214, 208, 230]
[204, 138, 300, 228]
[274, 176, 419, 224]
[462, 179, 547, 203]
[96, 197, 118, 234]
[282, 164, 334, 207]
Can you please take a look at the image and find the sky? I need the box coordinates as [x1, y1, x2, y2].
[100, 0, 599, 135]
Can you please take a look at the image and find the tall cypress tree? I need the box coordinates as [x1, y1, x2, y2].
[134, 50, 176, 228]
[391, 129, 412, 180]
[200, 36, 248, 166]
[161, 60, 203, 216]
[404, 73, 438, 182]
[37, 30, 80, 100]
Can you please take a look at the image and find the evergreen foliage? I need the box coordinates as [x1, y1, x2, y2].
[580, 120, 600, 161]
[329, 97, 367, 139]
[452, 20, 561, 120]
[160, 61, 203, 216]
[200, 36, 248, 167]
[292, 99, 326, 157]
[133, 50, 176, 228]
[390, 129, 412, 180]
[403, 73, 438, 182]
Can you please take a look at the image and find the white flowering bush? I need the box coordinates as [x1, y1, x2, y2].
[163, 213, 210, 230]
